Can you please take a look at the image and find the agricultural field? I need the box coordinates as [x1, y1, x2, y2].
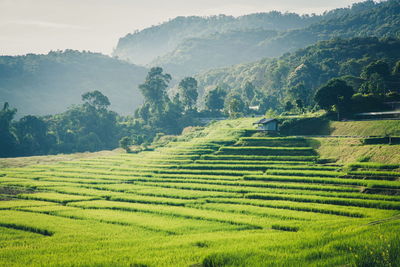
[1, 118, 400, 266]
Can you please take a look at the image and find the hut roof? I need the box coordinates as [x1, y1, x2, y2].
[253, 118, 277, 125]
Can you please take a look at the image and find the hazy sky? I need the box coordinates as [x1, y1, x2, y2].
[0, 0, 366, 56]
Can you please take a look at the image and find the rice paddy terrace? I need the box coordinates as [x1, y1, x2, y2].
[1, 119, 400, 266]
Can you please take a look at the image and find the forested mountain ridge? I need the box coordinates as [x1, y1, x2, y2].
[0, 50, 147, 117]
[113, 12, 322, 66]
[114, 0, 400, 77]
[150, 29, 278, 77]
[193, 37, 400, 110]
[256, 0, 400, 61]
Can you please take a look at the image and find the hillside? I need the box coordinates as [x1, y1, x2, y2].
[115, 0, 400, 77]
[193, 37, 400, 109]
[150, 29, 278, 77]
[0, 50, 147, 117]
[113, 12, 320, 66]
[0, 118, 400, 266]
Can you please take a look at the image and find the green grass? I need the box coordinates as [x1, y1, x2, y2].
[0, 117, 399, 266]
[217, 146, 316, 156]
[200, 155, 318, 161]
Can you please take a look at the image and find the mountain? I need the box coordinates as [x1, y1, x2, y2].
[193, 37, 400, 109]
[113, 12, 322, 66]
[254, 0, 400, 61]
[114, 0, 400, 77]
[0, 50, 147, 117]
[150, 29, 278, 77]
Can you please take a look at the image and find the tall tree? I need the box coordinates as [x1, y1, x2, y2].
[361, 60, 391, 80]
[0, 102, 17, 157]
[243, 82, 256, 104]
[314, 78, 354, 120]
[284, 101, 294, 112]
[226, 98, 245, 118]
[205, 87, 227, 113]
[178, 77, 198, 111]
[295, 99, 304, 113]
[14, 115, 53, 156]
[138, 67, 171, 112]
[82, 90, 111, 110]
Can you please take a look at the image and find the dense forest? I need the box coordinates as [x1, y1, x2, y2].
[114, 12, 321, 66]
[0, 50, 147, 117]
[193, 37, 400, 111]
[1, 0, 400, 158]
[115, 0, 400, 77]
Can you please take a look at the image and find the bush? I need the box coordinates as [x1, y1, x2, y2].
[362, 136, 400, 145]
[119, 136, 132, 153]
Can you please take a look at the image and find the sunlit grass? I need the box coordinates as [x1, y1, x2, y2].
[0, 118, 399, 266]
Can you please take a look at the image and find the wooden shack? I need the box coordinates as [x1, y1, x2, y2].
[253, 118, 278, 132]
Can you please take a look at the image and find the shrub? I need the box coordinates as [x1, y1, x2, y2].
[271, 224, 299, 232]
[362, 136, 400, 145]
[119, 136, 132, 153]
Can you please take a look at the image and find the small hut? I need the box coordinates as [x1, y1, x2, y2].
[253, 118, 278, 132]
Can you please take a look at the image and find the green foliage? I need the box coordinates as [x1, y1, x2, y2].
[284, 101, 294, 112]
[14, 115, 55, 156]
[138, 67, 171, 111]
[134, 68, 204, 139]
[205, 87, 227, 113]
[347, 162, 400, 170]
[116, 1, 400, 77]
[362, 137, 400, 145]
[82, 90, 111, 110]
[0, 103, 18, 157]
[114, 12, 321, 72]
[225, 97, 246, 118]
[178, 77, 198, 111]
[0, 50, 147, 116]
[314, 78, 354, 118]
[119, 137, 132, 153]
[1, 90, 126, 157]
[196, 37, 400, 113]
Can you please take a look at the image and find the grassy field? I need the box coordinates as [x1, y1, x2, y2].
[329, 120, 400, 136]
[0, 118, 400, 266]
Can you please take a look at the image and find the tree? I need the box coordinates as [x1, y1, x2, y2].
[82, 90, 111, 110]
[204, 87, 226, 113]
[14, 115, 53, 156]
[361, 60, 390, 80]
[135, 103, 151, 122]
[360, 73, 387, 94]
[314, 78, 354, 120]
[393, 60, 400, 76]
[288, 83, 309, 106]
[49, 91, 119, 153]
[226, 97, 245, 118]
[0, 102, 18, 157]
[119, 136, 132, 153]
[243, 82, 256, 104]
[284, 101, 294, 112]
[295, 99, 304, 113]
[138, 67, 171, 112]
[178, 77, 198, 111]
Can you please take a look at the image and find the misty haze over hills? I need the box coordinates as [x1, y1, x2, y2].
[1, 0, 399, 117]
[114, 0, 399, 77]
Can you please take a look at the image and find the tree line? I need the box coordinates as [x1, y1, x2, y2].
[0, 66, 262, 157]
[2, 53, 400, 158]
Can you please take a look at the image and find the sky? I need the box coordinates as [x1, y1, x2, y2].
[0, 0, 366, 56]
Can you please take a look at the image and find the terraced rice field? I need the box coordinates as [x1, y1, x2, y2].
[1, 120, 400, 266]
